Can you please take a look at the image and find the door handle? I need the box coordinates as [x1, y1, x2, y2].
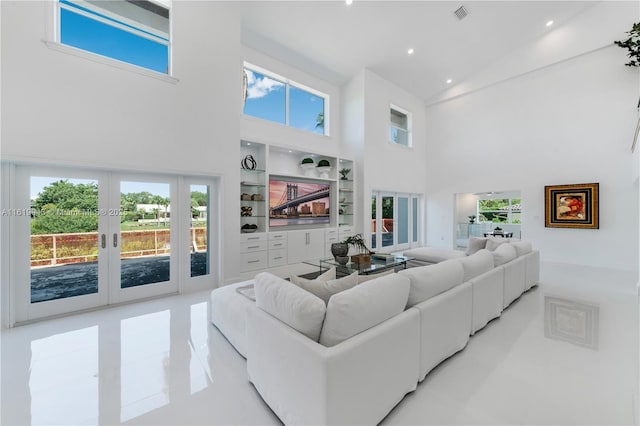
[101, 234, 106, 249]
[113, 233, 118, 248]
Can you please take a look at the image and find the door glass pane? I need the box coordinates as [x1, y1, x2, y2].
[412, 197, 418, 242]
[398, 196, 409, 245]
[190, 185, 209, 277]
[382, 196, 394, 247]
[120, 181, 170, 288]
[371, 194, 377, 250]
[30, 177, 99, 303]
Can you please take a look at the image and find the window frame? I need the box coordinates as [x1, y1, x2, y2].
[243, 62, 330, 137]
[389, 104, 412, 148]
[477, 198, 521, 224]
[52, 0, 174, 79]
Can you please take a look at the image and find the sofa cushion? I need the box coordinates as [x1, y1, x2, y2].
[459, 249, 494, 281]
[290, 271, 359, 304]
[290, 267, 335, 285]
[254, 272, 326, 342]
[492, 243, 517, 266]
[319, 273, 410, 347]
[398, 259, 464, 307]
[357, 268, 394, 284]
[486, 237, 510, 251]
[510, 240, 532, 257]
[402, 247, 466, 264]
[465, 237, 488, 256]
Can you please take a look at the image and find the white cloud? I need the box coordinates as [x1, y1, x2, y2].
[246, 70, 284, 100]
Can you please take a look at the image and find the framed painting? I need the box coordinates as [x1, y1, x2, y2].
[544, 183, 599, 229]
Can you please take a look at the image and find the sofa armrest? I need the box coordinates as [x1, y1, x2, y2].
[246, 305, 420, 426]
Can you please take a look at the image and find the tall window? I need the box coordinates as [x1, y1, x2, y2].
[58, 0, 171, 74]
[477, 198, 521, 224]
[243, 63, 328, 136]
[390, 105, 411, 147]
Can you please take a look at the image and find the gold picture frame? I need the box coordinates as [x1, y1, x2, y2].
[544, 183, 599, 229]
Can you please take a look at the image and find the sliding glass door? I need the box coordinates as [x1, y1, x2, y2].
[371, 191, 421, 253]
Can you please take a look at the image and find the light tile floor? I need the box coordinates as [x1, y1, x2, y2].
[1, 262, 638, 425]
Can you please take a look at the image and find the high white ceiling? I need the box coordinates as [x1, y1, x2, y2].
[236, 1, 598, 102]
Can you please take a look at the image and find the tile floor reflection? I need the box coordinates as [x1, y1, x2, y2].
[1, 262, 638, 425]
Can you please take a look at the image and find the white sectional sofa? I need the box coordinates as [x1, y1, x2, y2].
[210, 238, 539, 425]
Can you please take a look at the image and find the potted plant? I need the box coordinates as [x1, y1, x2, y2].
[339, 168, 351, 180]
[615, 22, 640, 67]
[300, 157, 315, 176]
[316, 159, 331, 178]
[330, 242, 349, 264]
[343, 233, 371, 264]
[493, 226, 503, 234]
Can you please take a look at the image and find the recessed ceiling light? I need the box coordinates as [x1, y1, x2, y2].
[246, 142, 251, 146]
[446, 79, 453, 84]
[346, 0, 353, 5]
[288, 150, 292, 153]
[407, 48, 414, 55]
[546, 20, 554, 27]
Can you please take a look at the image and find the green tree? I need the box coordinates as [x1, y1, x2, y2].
[31, 180, 99, 234]
[190, 191, 208, 206]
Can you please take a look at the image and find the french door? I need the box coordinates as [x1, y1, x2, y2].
[14, 167, 179, 322]
[371, 191, 421, 253]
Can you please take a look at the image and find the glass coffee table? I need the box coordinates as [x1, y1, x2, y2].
[304, 255, 413, 277]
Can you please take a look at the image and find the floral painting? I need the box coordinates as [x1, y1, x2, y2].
[545, 183, 599, 229]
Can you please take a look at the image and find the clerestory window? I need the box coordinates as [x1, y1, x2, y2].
[58, 0, 171, 74]
[243, 63, 329, 136]
[390, 105, 411, 147]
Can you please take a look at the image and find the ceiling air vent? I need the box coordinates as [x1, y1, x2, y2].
[454, 5, 468, 20]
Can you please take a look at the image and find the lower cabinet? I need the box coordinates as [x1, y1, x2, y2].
[287, 229, 325, 264]
[240, 227, 355, 273]
[268, 232, 288, 267]
[240, 233, 267, 272]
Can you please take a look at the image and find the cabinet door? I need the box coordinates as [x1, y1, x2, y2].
[306, 229, 325, 260]
[286, 231, 309, 264]
[286, 229, 325, 264]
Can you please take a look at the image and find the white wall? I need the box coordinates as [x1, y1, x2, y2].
[425, 44, 639, 271]
[1, 1, 243, 285]
[361, 70, 429, 246]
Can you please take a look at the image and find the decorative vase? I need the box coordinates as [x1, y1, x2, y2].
[241, 155, 257, 170]
[335, 255, 349, 265]
[300, 163, 315, 177]
[330, 243, 348, 259]
[317, 166, 331, 179]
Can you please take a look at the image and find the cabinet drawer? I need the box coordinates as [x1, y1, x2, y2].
[269, 232, 287, 241]
[325, 228, 338, 238]
[240, 240, 268, 253]
[339, 227, 355, 240]
[240, 251, 268, 272]
[269, 249, 287, 267]
[240, 233, 266, 243]
[268, 240, 287, 250]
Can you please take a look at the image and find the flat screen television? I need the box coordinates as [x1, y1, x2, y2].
[269, 176, 331, 228]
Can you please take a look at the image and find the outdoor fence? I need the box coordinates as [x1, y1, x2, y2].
[31, 227, 208, 268]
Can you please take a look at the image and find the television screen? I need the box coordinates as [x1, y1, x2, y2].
[269, 177, 331, 227]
